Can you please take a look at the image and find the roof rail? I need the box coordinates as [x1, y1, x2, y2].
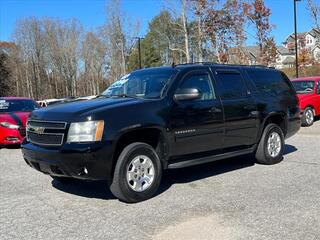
[172, 62, 274, 69]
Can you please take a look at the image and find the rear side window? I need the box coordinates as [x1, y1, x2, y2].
[215, 71, 247, 99]
[246, 69, 291, 94]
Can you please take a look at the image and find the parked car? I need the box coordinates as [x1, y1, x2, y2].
[291, 76, 320, 126]
[21, 64, 300, 203]
[0, 97, 39, 147]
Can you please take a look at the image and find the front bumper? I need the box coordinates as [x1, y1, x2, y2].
[21, 140, 114, 181]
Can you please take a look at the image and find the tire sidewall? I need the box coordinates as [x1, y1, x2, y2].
[263, 124, 284, 164]
[113, 143, 162, 202]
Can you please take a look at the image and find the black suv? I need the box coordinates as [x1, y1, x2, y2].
[22, 63, 301, 203]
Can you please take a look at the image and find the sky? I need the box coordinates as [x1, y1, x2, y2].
[0, 0, 315, 46]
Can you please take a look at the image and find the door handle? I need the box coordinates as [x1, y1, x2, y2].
[209, 107, 222, 113]
[243, 105, 255, 110]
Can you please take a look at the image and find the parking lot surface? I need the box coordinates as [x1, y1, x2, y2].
[1, 123, 320, 240]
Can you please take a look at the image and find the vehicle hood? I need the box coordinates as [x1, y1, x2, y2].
[30, 97, 143, 121]
[0, 112, 30, 127]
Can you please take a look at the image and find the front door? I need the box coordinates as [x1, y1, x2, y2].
[168, 69, 224, 156]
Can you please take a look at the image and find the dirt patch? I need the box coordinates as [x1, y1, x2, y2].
[153, 215, 242, 240]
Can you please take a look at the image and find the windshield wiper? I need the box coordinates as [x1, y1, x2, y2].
[110, 94, 139, 98]
[96, 94, 110, 98]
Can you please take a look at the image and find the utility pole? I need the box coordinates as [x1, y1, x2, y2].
[294, 0, 301, 78]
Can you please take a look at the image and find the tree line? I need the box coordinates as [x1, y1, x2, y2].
[0, 0, 319, 99]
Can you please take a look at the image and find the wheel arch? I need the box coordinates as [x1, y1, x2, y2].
[304, 105, 315, 114]
[259, 112, 287, 140]
[111, 126, 168, 181]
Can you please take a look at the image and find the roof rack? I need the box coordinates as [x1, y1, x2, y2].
[172, 62, 274, 69]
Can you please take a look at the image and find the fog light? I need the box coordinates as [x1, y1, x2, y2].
[6, 137, 19, 141]
[78, 167, 88, 176]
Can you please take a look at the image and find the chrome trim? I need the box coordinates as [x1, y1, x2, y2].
[27, 120, 67, 129]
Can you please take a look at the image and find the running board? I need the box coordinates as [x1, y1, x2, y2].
[167, 148, 254, 169]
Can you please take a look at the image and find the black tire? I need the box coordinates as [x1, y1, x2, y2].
[51, 176, 74, 184]
[255, 123, 284, 165]
[110, 142, 162, 203]
[301, 107, 314, 127]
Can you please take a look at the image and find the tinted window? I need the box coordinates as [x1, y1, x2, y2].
[179, 73, 215, 101]
[0, 99, 38, 113]
[247, 69, 291, 94]
[215, 72, 247, 99]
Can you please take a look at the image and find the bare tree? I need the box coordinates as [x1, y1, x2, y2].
[164, 0, 192, 63]
[192, 0, 208, 62]
[14, 17, 47, 99]
[81, 32, 107, 95]
[101, 0, 139, 84]
[307, 0, 320, 29]
[43, 18, 82, 97]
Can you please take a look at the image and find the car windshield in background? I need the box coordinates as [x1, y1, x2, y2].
[0, 100, 38, 113]
[101, 69, 177, 99]
[292, 81, 315, 94]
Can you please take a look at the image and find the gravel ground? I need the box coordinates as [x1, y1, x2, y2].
[1, 122, 320, 240]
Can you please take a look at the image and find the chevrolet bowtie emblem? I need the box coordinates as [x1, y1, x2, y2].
[27, 125, 45, 134]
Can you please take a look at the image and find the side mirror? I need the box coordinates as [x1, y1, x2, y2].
[174, 88, 202, 101]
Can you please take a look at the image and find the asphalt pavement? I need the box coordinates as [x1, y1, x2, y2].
[1, 122, 320, 240]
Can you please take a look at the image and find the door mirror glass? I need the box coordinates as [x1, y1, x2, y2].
[174, 88, 202, 101]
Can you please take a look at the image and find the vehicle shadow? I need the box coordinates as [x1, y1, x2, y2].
[158, 154, 255, 194]
[51, 144, 297, 201]
[283, 144, 297, 155]
[51, 179, 116, 200]
[0, 145, 21, 150]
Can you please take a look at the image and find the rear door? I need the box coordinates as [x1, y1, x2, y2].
[212, 67, 259, 150]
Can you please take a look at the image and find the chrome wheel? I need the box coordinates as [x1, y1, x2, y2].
[267, 132, 281, 157]
[305, 109, 314, 125]
[126, 155, 155, 192]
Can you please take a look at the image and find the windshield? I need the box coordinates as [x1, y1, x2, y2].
[0, 99, 39, 113]
[101, 69, 177, 99]
[292, 81, 315, 94]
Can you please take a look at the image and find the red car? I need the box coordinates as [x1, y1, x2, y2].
[0, 97, 39, 147]
[291, 76, 320, 126]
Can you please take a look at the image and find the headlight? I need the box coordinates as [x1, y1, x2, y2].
[0, 122, 20, 129]
[67, 120, 104, 143]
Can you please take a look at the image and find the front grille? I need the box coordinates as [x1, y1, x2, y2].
[27, 120, 67, 146]
[27, 132, 64, 146]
